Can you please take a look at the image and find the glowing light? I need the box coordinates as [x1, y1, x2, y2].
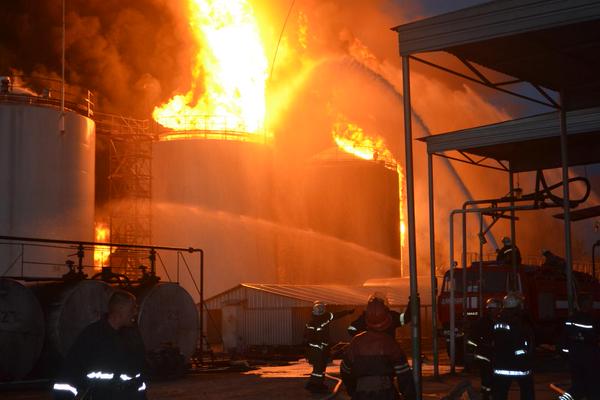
[94, 223, 111, 269]
[153, 0, 268, 141]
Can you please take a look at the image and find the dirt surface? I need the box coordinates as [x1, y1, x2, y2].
[0, 359, 569, 399]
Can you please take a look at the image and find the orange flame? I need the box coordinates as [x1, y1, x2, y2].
[153, 0, 268, 141]
[94, 223, 111, 269]
[332, 116, 407, 270]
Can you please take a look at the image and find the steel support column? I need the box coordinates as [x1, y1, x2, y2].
[559, 93, 574, 314]
[509, 171, 517, 285]
[402, 56, 422, 396]
[427, 153, 439, 377]
[449, 211, 456, 374]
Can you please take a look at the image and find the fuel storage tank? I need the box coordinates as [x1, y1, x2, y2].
[33, 279, 115, 360]
[153, 138, 273, 220]
[0, 278, 45, 381]
[0, 97, 95, 276]
[134, 282, 199, 360]
[303, 157, 401, 259]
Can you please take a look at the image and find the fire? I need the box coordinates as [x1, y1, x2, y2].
[153, 0, 268, 141]
[94, 223, 111, 269]
[332, 116, 407, 269]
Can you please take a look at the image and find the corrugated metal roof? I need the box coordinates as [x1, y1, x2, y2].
[240, 283, 416, 307]
[393, 0, 600, 56]
[418, 107, 600, 172]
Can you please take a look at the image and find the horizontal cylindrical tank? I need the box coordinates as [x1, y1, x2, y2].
[33, 280, 115, 357]
[303, 158, 400, 258]
[135, 282, 199, 360]
[0, 103, 95, 277]
[0, 278, 45, 381]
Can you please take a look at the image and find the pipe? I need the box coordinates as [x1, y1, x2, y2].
[402, 56, 422, 397]
[427, 153, 439, 377]
[592, 241, 599, 280]
[509, 172, 518, 287]
[559, 92, 575, 315]
[461, 211, 467, 362]
[449, 211, 456, 373]
[448, 203, 540, 373]
[199, 249, 205, 365]
[479, 215, 484, 316]
[0, 235, 201, 253]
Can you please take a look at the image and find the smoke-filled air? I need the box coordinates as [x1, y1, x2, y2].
[3, 0, 597, 299]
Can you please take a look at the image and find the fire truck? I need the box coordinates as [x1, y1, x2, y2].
[437, 261, 600, 362]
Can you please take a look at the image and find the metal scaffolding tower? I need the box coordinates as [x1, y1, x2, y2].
[95, 113, 153, 277]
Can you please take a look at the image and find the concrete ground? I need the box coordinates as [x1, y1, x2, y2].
[0, 357, 570, 400]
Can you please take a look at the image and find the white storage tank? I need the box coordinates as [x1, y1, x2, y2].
[0, 99, 95, 276]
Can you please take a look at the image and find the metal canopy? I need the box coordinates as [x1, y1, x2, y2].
[393, 0, 600, 381]
[418, 107, 600, 172]
[393, 0, 600, 110]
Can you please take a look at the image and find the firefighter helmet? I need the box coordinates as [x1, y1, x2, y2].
[502, 236, 512, 246]
[485, 298, 503, 310]
[368, 291, 390, 308]
[502, 292, 523, 309]
[366, 299, 392, 331]
[312, 301, 326, 316]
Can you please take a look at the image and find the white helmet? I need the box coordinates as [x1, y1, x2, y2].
[312, 301, 326, 316]
[503, 292, 523, 309]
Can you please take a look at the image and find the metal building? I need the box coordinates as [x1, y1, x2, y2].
[204, 281, 432, 354]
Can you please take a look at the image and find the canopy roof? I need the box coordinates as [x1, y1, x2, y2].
[418, 107, 600, 172]
[393, 0, 600, 110]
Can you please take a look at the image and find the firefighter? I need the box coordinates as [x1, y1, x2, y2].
[496, 236, 522, 266]
[558, 294, 600, 400]
[304, 301, 354, 393]
[490, 292, 535, 400]
[347, 292, 411, 338]
[52, 290, 147, 400]
[467, 298, 502, 400]
[340, 299, 416, 400]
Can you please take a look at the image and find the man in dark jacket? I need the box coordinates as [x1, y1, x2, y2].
[341, 300, 416, 400]
[347, 292, 411, 338]
[467, 298, 502, 400]
[558, 294, 600, 400]
[304, 301, 354, 393]
[496, 237, 522, 266]
[52, 290, 147, 400]
[490, 292, 535, 400]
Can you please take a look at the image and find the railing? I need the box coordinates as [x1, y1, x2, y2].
[152, 114, 271, 144]
[0, 75, 94, 118]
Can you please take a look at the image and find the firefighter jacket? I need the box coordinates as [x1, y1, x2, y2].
[496, 245, 522, 266]
[560, 311, 599, 355]
[305, 310, 353, 350]
[340, 331, 415, 400]
[348, 307, 410, 337]
[490, 310, 535, 378]
[467, 314, 495, 364]
[52, 318, 147, 400]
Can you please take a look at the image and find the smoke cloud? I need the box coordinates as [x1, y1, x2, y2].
[0, 0, 194, 118]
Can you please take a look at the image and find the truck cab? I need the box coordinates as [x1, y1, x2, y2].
[437, 262, 600, 362]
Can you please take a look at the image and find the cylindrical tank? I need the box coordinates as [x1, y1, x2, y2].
[152, 138, 273, 220]
[0, 278, 45, 381]
[135, 282, 199, 359]
[0, 103, 95, 276]
[303, 158, 401, 258]
[33, 280, 115, 358]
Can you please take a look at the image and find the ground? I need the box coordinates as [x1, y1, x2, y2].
[0, 356, 570, 400]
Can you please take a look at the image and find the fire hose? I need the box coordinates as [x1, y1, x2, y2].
[321, 374, 342, 400]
